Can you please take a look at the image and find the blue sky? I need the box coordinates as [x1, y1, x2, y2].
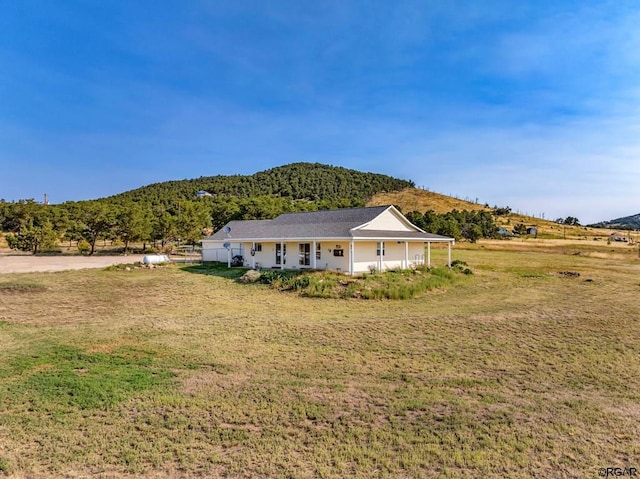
[1, 1, 639, 223]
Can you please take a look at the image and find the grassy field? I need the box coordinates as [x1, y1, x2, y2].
[1, 242, 639, 478]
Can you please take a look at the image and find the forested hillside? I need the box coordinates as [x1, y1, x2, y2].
[0, 163, 414, 254]
[111, 163, 414, 206]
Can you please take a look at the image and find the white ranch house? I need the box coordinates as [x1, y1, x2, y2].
[201, 205, 455, 275]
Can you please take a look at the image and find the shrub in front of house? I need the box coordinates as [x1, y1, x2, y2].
[254, 266, 472, 300]
[305, 275, 338, 298]
[258, 270, 299, 286]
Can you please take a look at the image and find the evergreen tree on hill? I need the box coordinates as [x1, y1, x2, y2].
[1, 163, 415, 249]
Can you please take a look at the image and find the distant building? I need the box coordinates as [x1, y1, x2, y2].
[497, 227, 513, 238]
[610, 233, 628, 242]
[196, 190, 212, 198]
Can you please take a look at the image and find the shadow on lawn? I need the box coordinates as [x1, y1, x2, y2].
[180, 262, 248, 280]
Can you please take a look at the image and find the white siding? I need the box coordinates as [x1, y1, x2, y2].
[352, 241, 426, 273]
[407, 243, 427, 265]
[317, 242, 350, 272]
[250, 242, 279, 269]
[247, 242, 350, 271]
[352, 241, 379, 272]
[358, 209, 415, 232]
[204, 238, 435, 273]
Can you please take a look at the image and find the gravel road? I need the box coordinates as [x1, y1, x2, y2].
[0, 254, 147, 274]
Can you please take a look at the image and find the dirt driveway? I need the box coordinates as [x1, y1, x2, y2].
[0, 254, 147, 274]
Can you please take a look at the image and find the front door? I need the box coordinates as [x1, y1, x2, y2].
[299, 243, 310, 266]
[276, 243, 286, 265]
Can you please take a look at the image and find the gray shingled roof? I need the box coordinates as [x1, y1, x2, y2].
[205, 206, 452, 242]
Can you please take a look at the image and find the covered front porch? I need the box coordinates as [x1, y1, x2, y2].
[235, 238, 454, 275]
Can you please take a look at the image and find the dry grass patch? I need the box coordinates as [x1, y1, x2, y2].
[368, 187, 488, 214]
[0, 242, 639, 477]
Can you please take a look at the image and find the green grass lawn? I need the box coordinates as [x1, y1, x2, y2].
[0, 245, 639, 478]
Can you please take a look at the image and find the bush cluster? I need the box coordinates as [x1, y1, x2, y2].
[257, 270, 311, 291]
[254, 264, 472, 300]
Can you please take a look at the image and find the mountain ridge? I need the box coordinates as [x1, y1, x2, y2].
[589, 213, 640, 230]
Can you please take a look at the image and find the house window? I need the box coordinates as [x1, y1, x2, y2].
[254, 243, 262, 252]
[316, 242, 321, 260]
[299, 243, 311, 266]
[276, 244, 286, 265]
[376, 242, 385, 256]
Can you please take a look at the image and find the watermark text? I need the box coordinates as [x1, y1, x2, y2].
[599, 467, 638, 477]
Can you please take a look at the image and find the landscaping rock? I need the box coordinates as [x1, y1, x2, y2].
[240, 270, 262, 284]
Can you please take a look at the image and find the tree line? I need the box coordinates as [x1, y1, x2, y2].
[0, 199, 209, 255]
[404, 209, 499, 242]
[0, 196, 360, 255]
[1, 163, 414, 254]
[2, 200, 508, 255]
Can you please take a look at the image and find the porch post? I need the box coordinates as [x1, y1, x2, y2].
[427, 242, 431, 268]
[379, 241, 384, 272]
[252, 242, 255, 269]
[280, 240, 284, 270]
[447, 241, 452, 268]
[312, 240, 317, 269]
[404, 241, 409, 269]
[349, 240, 354, 275]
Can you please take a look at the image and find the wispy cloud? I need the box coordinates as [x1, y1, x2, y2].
[1, 1, 639, 223]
